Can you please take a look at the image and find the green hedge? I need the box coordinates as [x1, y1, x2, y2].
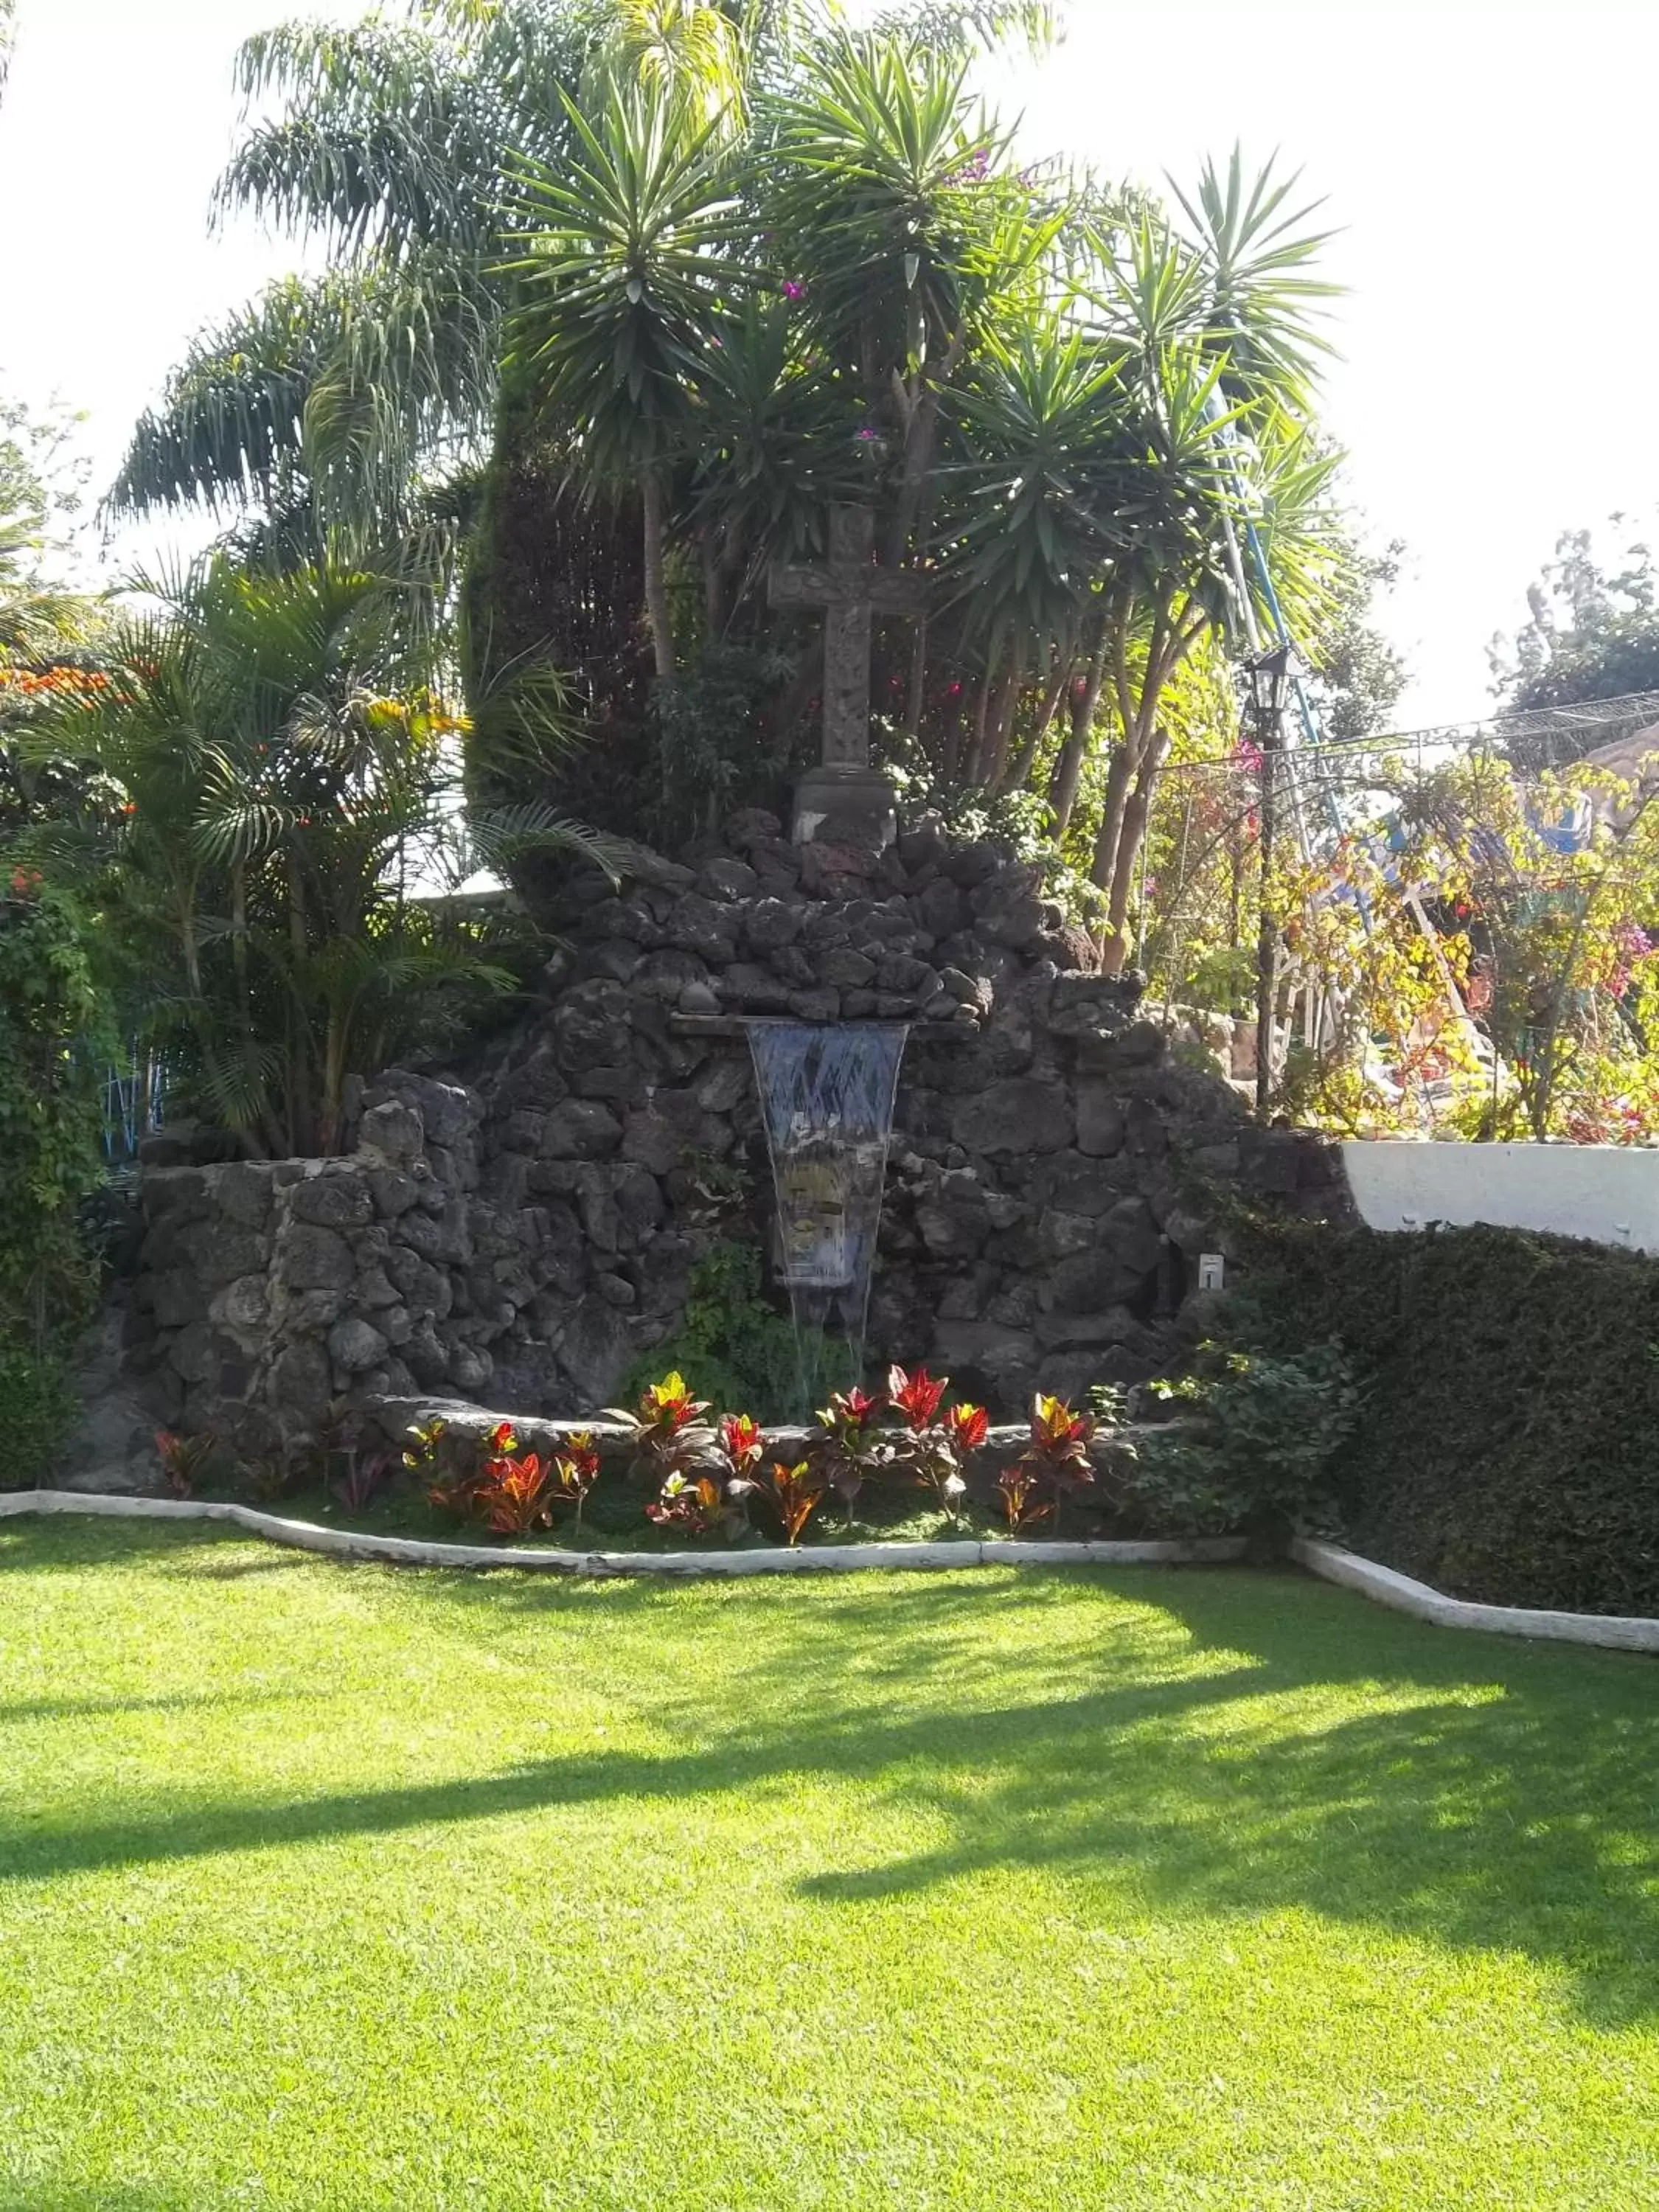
[0, 1349, 73, 1490]
[1245, 1220, 1659, 1617]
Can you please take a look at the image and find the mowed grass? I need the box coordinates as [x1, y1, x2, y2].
[0, 1523, 1655, 2211]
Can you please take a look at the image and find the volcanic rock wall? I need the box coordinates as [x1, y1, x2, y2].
[125, 815, 1347, 1446]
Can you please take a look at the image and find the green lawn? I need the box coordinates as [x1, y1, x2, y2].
[0, 1523, 1655, 2211]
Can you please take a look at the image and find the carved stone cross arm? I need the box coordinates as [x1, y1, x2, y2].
[771, 505, 929, 773]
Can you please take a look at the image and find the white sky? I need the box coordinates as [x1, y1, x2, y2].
[1, 0, 1655, 728]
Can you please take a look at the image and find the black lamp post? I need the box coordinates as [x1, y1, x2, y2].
[1249, 643, 1295, 1118]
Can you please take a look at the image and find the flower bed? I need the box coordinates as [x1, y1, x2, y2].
[145, 1364, 1218, 1554]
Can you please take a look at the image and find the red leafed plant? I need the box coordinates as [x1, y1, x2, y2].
[886, 1368, 982, 1526]
[605, 1371, 714, 1486]
[999, 1394, 1097, 1534]
[403, 1416, 448, 1494]
[333, 1443, 394, 1514]
[944, 1402, 989, 1455]
[748, 1458, 828, 1547]
[403, 1416, 448, 1473]
[995, 1460, 1052, 1534]
[718, 1412, 766, 1479]
[426, 1418, 511, 1519]
[154, 1428, 221, 1500]
[427, 1467, 481, 1518]
[320, 1410, 393, 1513]
[810, 1385, 886, 1520]
[474, 1450, 559, 1536]
[546, 1432, 602, 1534]
[888, 1364, 947, 1431]
[647, 1470, 745, 1540]
[643, 1411, 762, 1541]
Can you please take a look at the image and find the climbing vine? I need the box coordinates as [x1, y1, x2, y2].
[0, 874, 108, 1351]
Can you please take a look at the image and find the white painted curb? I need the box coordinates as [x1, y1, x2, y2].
[1292, 1538, 1659, 1655]
[0, 1489, 1244, 1578]
[5, 1493, 1651, 1649]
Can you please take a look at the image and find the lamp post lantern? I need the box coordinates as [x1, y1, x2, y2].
[1249, 643, 1295, 1118]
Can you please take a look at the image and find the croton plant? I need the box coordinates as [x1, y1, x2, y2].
[407, 1368, 1103, 1547]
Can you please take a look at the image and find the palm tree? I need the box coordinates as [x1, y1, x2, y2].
[105, 1, 812, 546]
[24, 556, 614, 1154]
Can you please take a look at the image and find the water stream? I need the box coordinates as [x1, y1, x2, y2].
[745, 1020, 909, 1418]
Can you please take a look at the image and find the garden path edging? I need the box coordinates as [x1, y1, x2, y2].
[4, 1494, 1653, 1647]
[0, 1490, 1243, 1576]
[1291, 1538, 1659, 1654]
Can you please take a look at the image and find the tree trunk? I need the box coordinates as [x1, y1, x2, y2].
[285, 851, 315, 1157]
[904, 616, 929, 743]
[962, 650, 998, 787]
[641, 472, 675, 682]
[1048, 614, 1111, 838]
[1089, 735, 1140, 923]
[979, 650, 1024, 794]
[1000, 663, 1068, 798]
[702, 532, 723, 639]
[884, 338, 964, 568]
[941, 679, 966, 785]
[1102, 742, 1164, 975]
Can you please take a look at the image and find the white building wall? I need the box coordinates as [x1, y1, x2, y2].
[1340, 1141, 1659, 1254]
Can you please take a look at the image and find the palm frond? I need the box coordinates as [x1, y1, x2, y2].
[106, 260, 500, 532]
[465, 801, 627, 883]
[221, 18, 501, 260]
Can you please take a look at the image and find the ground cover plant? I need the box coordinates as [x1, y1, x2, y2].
[0, 1518, 1654, 2209]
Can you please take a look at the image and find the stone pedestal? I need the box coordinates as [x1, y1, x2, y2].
[791, 764, 898, 852]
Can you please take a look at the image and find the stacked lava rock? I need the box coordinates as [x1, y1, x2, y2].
[124, 811, 1349, 1447]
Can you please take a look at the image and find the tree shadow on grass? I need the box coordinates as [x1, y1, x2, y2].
[1, 1688, 313, 1724]
[3, 1531, 1655, 2031]
[0, 1521, 255, 1577]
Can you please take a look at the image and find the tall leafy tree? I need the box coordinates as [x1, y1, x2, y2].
[111, 0, 1351, 970]
[1491, 518, 1659, 717]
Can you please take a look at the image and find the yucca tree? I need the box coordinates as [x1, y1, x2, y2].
[683, 295, 854, 627]
[108, 0, 1353, 913]
[502, 76, 747, 676]
[758, 27, 1061, 568]
[943, 321, 1127, 793]
[927, 166, 1341, 963]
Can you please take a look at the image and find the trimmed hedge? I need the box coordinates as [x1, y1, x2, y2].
[0, 1349, 73, 1491]
[1245, 1220, 1659, 1618]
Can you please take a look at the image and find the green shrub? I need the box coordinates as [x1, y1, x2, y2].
[1137, 1340, 1361, 1540]
[620, 1242, 810, 1423]
[1239, 1220, 1659, 1615]
[0, 884, 105, 1351]
[0, 1349, 73, 1489]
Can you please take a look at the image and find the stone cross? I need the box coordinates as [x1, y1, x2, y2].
[771, 505, 928, 771]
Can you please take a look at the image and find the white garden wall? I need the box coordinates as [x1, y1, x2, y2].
[1340, 1140, 1659, 1253]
